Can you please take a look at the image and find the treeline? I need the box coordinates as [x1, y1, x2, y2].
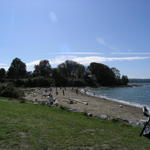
[129, 79, 150, 83]
[0, 58, 128, 87]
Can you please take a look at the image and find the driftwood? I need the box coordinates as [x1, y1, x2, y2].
[68, 98, 88, 105]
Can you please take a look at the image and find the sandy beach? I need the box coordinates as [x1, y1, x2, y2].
[24, 87, 146, 122]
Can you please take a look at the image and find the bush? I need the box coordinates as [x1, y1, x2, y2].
[0, 84, 24, 98]
[13, 77, 53, 87]
[73, 80, 86, 87]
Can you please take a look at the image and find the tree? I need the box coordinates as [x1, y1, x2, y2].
[121, 75, 129, 85]
[111, 67, 121, 80]
[88, 62, 116, 86]
[52, 68, 68, 86]
[84, 67, 97, 87]
[58, 60, 85, 80]
[0, 68, 6, 80]
[33, 60, 52, 77]
[7, 58, 27, 79]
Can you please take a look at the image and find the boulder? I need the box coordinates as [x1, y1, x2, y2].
[87, 113, 93, 117]
[68, 108, 77, 112]
[53, 103, 59, 107]
[129, 121, 144, 127]
[69, 100, 74, 104]
[95, 115, 109, 120]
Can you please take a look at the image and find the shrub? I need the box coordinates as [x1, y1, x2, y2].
[13, 77, 53, 87]
[0, 84, 24, 98]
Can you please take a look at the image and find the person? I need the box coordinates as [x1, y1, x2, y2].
[76, 89, 78, 95]
[93, 92, 95, 96]
[62, 90, 65, 96]
[50, 88, 52, 92]
[56, 87, 58, 95]
[56, 91, 58, 95]
[48, 94, 55, 105]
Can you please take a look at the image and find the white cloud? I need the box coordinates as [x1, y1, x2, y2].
[0, 63, 9, 70]
[72, 56, 150, 64]
[26, 56, 75, 68]
[49, 11, 58, 23]
[26, 56, 150, 69]
[50, 56, 74, 65]
[57, 52, 103, 55]
[26, 60, 41, 67]
[112, 52, 150, 55]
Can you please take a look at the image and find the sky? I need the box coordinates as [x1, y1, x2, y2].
[0, 0, 150, 78]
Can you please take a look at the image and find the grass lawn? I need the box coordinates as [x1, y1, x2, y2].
[0, 98, 150, 150]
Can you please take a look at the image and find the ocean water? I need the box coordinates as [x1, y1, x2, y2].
[86, 83, 150, 109]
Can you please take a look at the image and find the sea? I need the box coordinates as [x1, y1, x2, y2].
[84, 83, 150, 109]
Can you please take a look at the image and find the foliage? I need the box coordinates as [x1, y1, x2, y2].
[52, 68, 68, 86]
[89, 62, 116, 86]
[14, 77, 53, 87]
[58, 60, 85, 80]
[0, 58, 129, 87]
[7, 58, 27, 79]
[121, 75, 129, 85]
[111, 67, 121, 80]
[0, 68, 6, 82]
[33, 60, 52, 77]
[0, 84, 24, 98]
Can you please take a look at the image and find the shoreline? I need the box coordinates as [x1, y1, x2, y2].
[24, 87, 146, 122]
[81, 88, 145, 109]
[78, 88, 146, 121]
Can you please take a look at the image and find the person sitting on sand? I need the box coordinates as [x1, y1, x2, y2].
[48, 94, 55, 105]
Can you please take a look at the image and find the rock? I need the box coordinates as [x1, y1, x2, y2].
[87, 113, 93, 117]
[129, 121, 144, 127]
[84, 102, 88, 105]
[46, 100, 54, 105]
[53, 103, 59, 107]
[116, 118, 129, 123]
[119, 105, 123, 108]
[69, 100, 74, 104]
[95, 115, 109, 120]
[33, 102, 38, 105]
[111, 118, 130, 125]
[123, 119, 129, 123]
[68, 109, 77, 112]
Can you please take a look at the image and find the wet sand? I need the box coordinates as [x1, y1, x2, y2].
[24, 87, 146, 122]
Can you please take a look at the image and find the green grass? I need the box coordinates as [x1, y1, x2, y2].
[0, 99, 150, 150]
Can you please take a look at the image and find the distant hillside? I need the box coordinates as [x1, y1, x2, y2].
[129, 79, 150, 83]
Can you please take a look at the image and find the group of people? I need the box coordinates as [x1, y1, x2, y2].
[44, 87, 80, 105]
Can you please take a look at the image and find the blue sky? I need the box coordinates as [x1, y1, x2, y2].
[0, 0, 150, 78]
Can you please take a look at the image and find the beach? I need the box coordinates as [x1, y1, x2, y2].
[24, 87, 147, 122]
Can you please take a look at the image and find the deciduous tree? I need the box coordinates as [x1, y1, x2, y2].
[7, 58, 27, 79]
